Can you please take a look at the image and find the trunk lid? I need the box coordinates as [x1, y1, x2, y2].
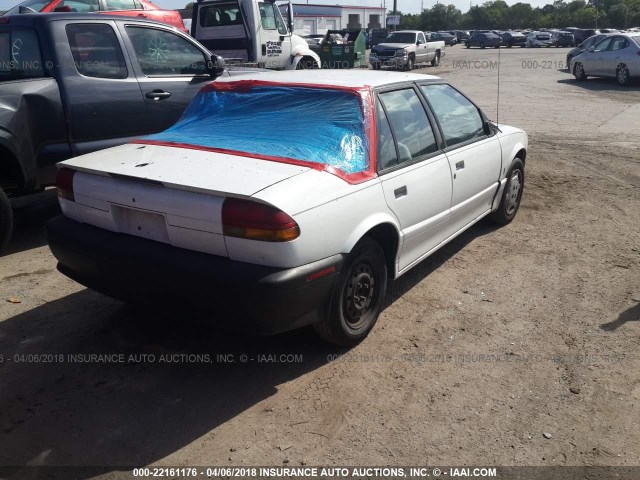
[59, 143, 311, 257]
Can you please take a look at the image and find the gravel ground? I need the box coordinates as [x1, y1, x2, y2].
[0, 45, 639, 475]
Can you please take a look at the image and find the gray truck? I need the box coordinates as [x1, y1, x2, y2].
[369, 30, 445, 70]
[0, 13, 230, 252]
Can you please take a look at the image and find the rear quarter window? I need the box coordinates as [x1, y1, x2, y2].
[0, 29, 44, 79]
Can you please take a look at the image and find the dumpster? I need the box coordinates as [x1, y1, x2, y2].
[319, 29, 367, 69]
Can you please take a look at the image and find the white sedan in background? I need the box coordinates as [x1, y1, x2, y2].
[571, 32, 640, 86]
[46, 70, 527, 346]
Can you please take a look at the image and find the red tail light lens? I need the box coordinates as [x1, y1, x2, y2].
[222, 198, 300, 242]
[56, 168, 76, 201]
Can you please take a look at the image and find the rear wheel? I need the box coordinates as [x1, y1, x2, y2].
[573, 62, 587, 81]
[314, 237, 387, 346]
[480, 42, 485, 48]
[466, 42, 470, 48]
[372, 63, 381, 70]
[490, 159, 524, 225]
[616, 64, 631, 86]
[431, 52, 440, 67]
[0, 187, 13, 254]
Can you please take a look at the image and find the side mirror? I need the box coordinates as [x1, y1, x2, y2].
[417, 40, 423, 45]
[208, 54, 225, 78]
[587, 46, 595, 52]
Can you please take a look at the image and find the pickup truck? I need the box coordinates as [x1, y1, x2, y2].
[0, 13, 231, 252]
[369, 30, 445, 71]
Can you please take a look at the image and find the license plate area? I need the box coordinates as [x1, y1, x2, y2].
[111, 204, 169, 244]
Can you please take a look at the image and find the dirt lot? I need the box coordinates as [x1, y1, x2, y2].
[1, 45, 639, 474]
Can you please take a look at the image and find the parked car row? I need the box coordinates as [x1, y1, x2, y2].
[570, 31, 640, 86]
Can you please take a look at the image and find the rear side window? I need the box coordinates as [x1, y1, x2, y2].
[199, 2, 243, 26]
[379, 88, 438, 164]
[0, 29, 43, 78]
[420, 84, 484, 147]
[610, 37, 629, 51]
[66, 24, 127, 79]
[376, 101, 398, 170]
[126, 27, 208, 76]
[103, 0, 142, 9]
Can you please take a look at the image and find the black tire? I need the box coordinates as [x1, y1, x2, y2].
[372, 63, 381, 70]
[480, 42, 485, 49]
[431, 52, 440, 67]
[490, 159, 524, 225]
[404, 55, 414, 71]
[296, 57, 316, 70]
[507, 43, 512, 48]
[616, 64, 631, 86]
[573, 62, 587, 81]
[314, 237, 387, 346]
[466, 42, 470, 48]
[0, 187, 13, 254]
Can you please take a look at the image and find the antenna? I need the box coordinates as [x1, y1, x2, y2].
[496, 39, 500, 127]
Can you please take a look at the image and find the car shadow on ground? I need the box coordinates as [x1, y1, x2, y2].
[0, 219, 501, 478]
[7, 190, 60, 256]
[557, 77, 640, 91]
[600, 301, 640, 331]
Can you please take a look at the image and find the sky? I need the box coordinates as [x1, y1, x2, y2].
[0, 0, 552, 17]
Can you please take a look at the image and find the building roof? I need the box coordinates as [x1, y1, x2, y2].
[216, 69, 440, 88]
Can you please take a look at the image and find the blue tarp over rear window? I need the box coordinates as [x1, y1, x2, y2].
[145, 85, 370, 175]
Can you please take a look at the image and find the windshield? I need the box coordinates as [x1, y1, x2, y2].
[145, 85, 369, 175]
[0, 29, 44, 79]
[385, 32, 416, 43]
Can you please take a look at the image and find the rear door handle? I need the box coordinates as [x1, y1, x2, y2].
[455, 160, 465, 170]
[394, 186, 407, 198]
[145, 90, 172, 101]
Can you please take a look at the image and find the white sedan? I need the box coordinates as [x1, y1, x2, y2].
[571, 32, 640, 86]
[46, 70, 527, 345]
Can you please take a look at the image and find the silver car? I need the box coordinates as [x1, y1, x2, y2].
[571, 33, 640, 86]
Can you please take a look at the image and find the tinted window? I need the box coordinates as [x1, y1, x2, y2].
[418, 32, 426, 43]
[610, 37, 629, 51]
[386, 32, 417, 43]
[0, 29, 43, 78]
[376, 101, 398, 169]
[126, 27, 208, 76]
[420, 84, 484, 147]
[200, 2, 243, 27]
[66, 24, 127, 79]
[379, 89, 438, 163]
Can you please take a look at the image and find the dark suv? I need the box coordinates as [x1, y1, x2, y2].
[465, 32, 502, 48]
[501, 31, 526, 47]
[551, 31, 575, 47]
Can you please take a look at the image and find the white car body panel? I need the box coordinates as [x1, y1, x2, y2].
[56, 70, 527, 279]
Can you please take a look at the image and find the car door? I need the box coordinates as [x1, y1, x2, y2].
[119, 24, 214, 133]
[603, 36, 630, 76]
[257, 1, 292, 69]
[584, 36, 614, 75]
[54, 20, 149, 156]
[377, 86, 453, 273]
[416, 31, 428, 63]
[419, 83, 501, 234]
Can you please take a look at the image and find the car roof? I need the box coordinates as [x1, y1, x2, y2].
[391, 30, 421, 34]
[215, 70, 441, 89]
[0, 12, 174, 29]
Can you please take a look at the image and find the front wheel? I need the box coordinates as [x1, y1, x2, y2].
[372, 63, 381, 70]
[404, 55, 414, 71]
[490, 159, 524, 225]
[431, 52, 440, 67]
[0, 187, 13, 254]
[574, 62, 587, 81]
[480, 42, 485, 49]
[466, 42, 470, 48]
[314, 237, 387, 346]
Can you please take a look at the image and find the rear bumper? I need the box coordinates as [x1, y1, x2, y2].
[46, 216, 344, 334]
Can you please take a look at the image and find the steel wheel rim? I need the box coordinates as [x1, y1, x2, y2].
[343, 262, 376, 329]
[505, 170, 522, 215]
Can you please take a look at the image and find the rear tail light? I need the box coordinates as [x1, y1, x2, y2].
[222, 198, 300, 242]
[56, 168, 76, 201]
